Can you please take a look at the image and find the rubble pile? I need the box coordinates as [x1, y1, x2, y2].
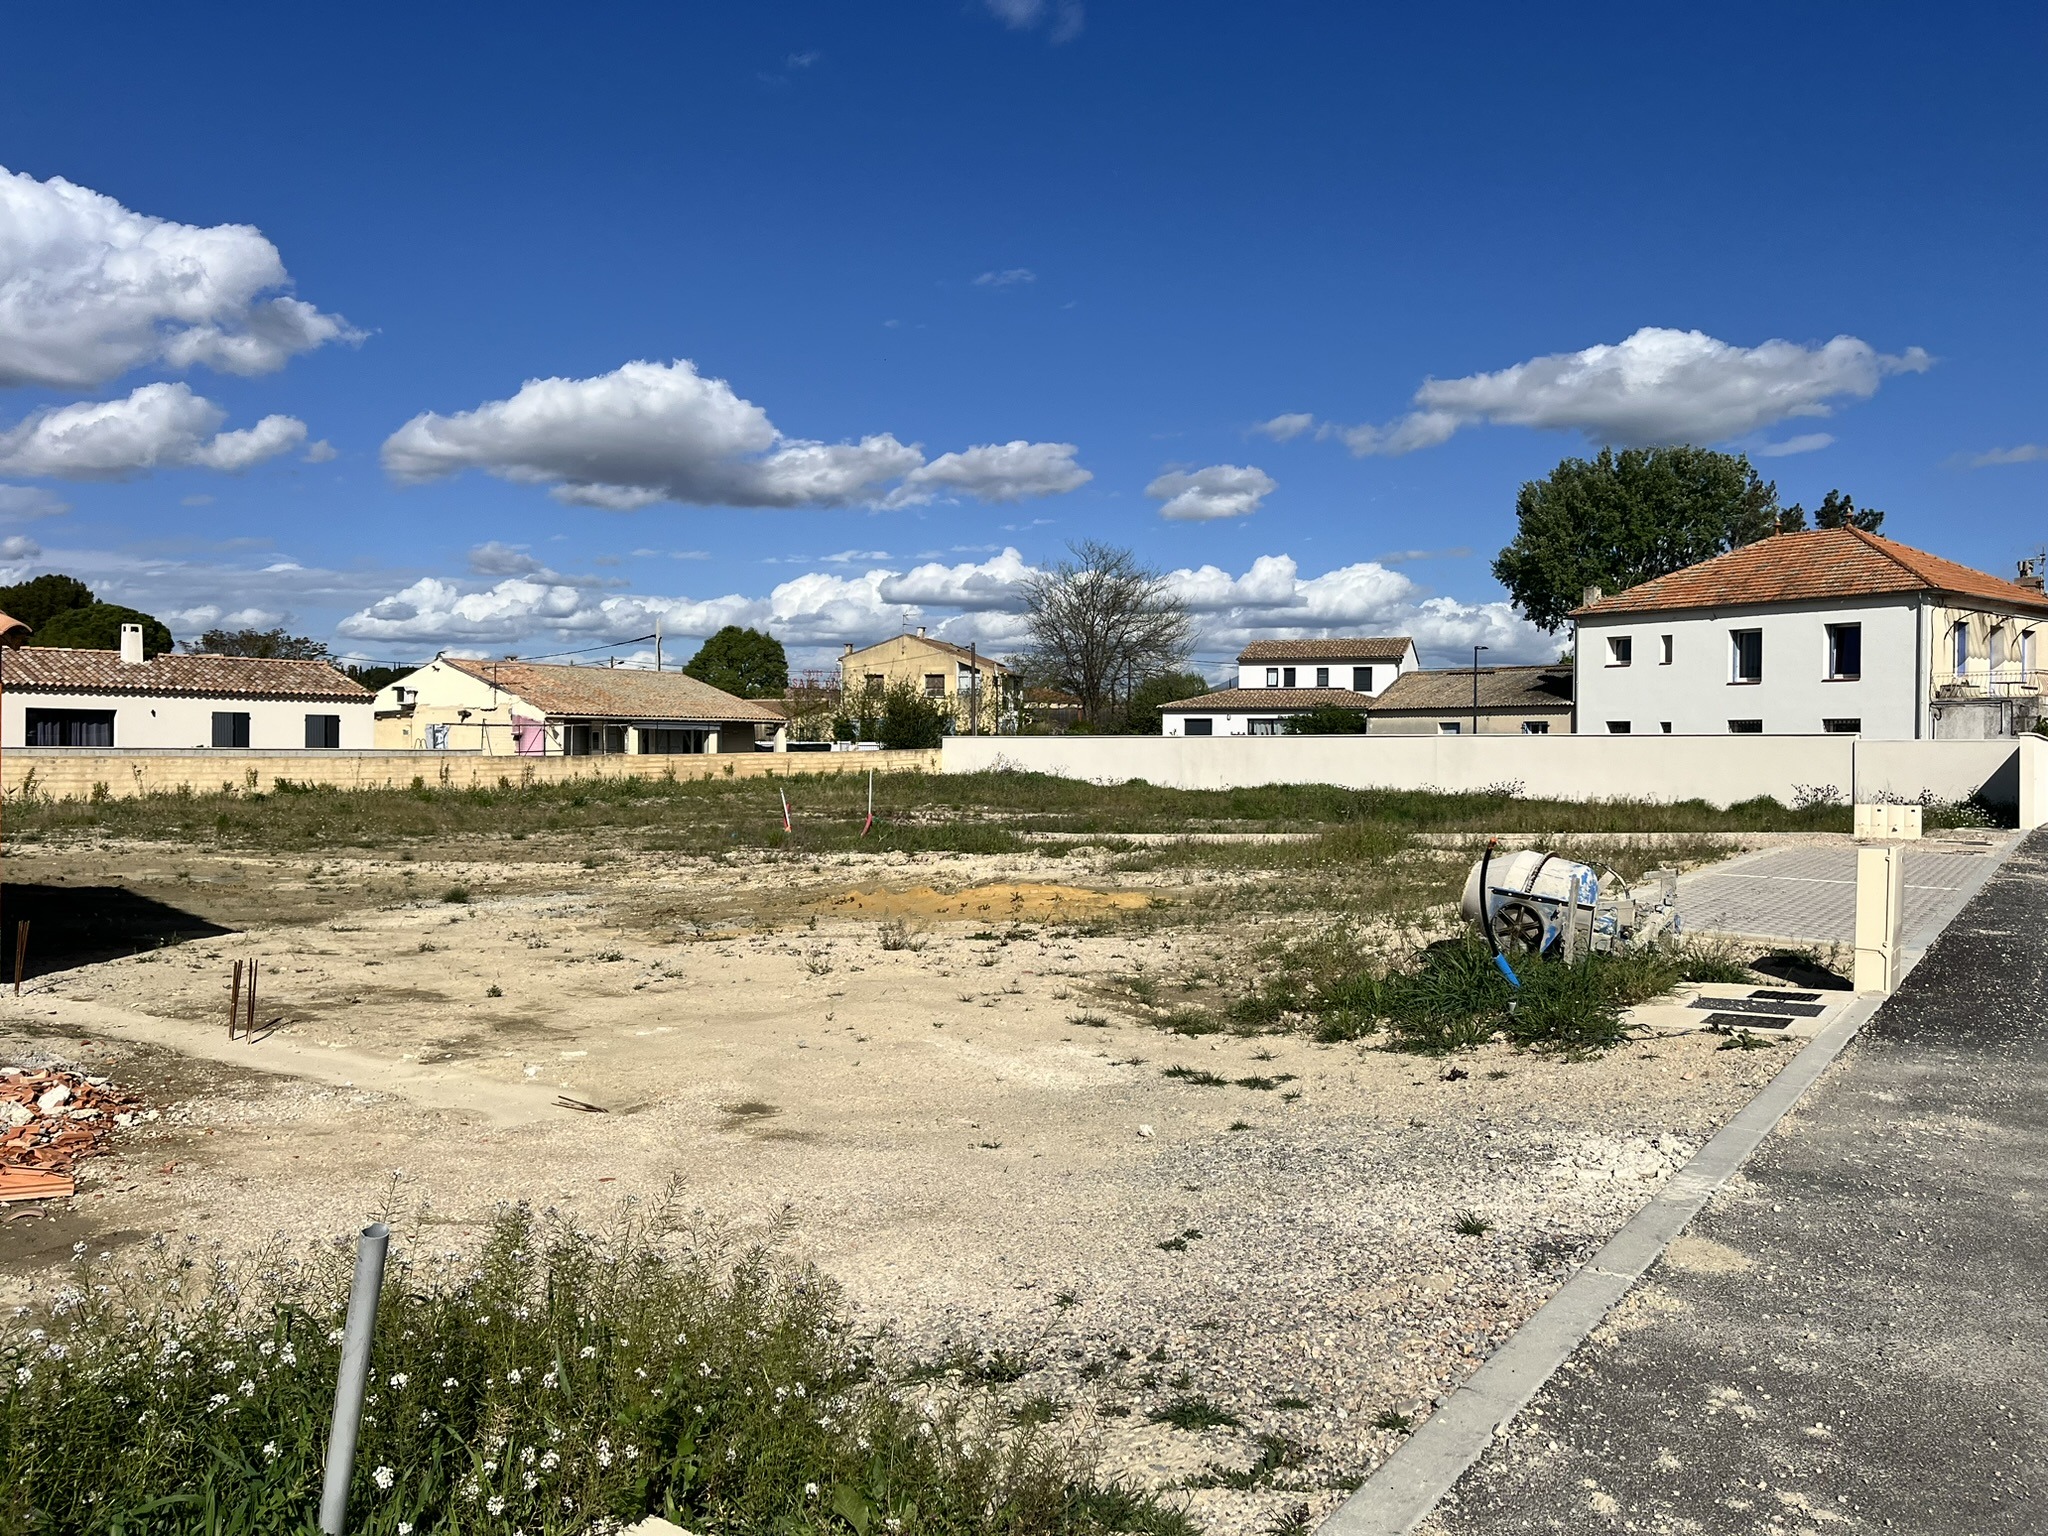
[1, 1066, 148, 1203]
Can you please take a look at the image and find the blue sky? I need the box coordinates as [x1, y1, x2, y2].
[1, 1, 2042, 675]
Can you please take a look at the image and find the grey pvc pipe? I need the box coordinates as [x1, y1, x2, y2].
[318, 1222, 391, 1535]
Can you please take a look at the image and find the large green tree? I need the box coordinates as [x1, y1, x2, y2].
[184, 627, 333, 660]
[683, 625, 788, 699]
[1492, 447, 1785, 632]
[1124, 671, 1213, 734]
[32, 603, 173, 657]
[0, 572, 94, 632]
[1778, 487, 1885, 533]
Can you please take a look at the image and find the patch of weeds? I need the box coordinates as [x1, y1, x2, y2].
[417, 939, 437, 953]
[1146, 1344, 1171, 1364]
[877, 919, 926, 952]
[1270, 1395, 1312, 1411]
[1188, 1433, 1304, 1490]
[1054, 1289, 1080, 1309]
[1126, 973, 1160, 1007]
[1453, 1210, 1493, 1237]
[803, 949, 835, 977]
[1009, 1393, 1068, 1427]
[1069, 1012, 1112, 1029]
[1149, 1396, 1241, 1431]
[1157, 1237, 1189, 1253]
[440, 885, 470, 904]
[1715, 1029, 1779, 1052]
[1153, 1007, 1225, 1037]
[1373, 1409, 1416, 1433]
[1227, 1120, 1253, 1132]
[485, 983, 503, 998]
[1162, 1066, 1229, 1087]
[1263, 1505, 1314, 1536]
[968, 1348, 1034, 1385]
[1232, 1074, 1295, 1091]
[1676, 940, 1757, 985]
[1080, 1360, 1109, 1381]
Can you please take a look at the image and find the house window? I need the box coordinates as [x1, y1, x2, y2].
[1314, 666, 1330, 687]
[425, 722, 450, 750]
[211, 711, 251, 749]
[865, 673, 885, 689]
[1183, 718, 1213, 736]
[304, 714, 341, 749]
[24, 708, 114, 747]
[1520, 720, 1549, 735]
[1730, 629, 1763, 683]
[1352, 666, 1373, 691]
[1951, 622, 1968, 673]
[1826, 623, 1862, 680]
[1265, 667, 1280, 687]
[1823, 718, 1862, 734]
[640, 728, 710, 754]
[1607, 635, 1633, 667]
[1728, 719, 1764, 734]
[923, 673, 946, 696]
[1606, 721, 1631, 734]
[1660, 722, 1672, 733]
[1660, 634, 1673, 665]
[2023, 630, 2037, 678]
[1282, 667, 1297, 687]
[1249, 718, 1282, 735]
[1438, 721, 1462, 734]
[1989, 625, 2007, 670]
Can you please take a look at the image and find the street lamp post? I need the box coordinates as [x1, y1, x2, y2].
[1471, 645, 1488, 735]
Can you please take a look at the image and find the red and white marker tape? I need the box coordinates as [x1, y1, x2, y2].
[861, 770, 874, 837]
[780, 787, 792, 832]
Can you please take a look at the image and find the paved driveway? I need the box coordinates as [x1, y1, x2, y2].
[1419, 830, 2048, 1534]
[1678, 839, 2012, 950]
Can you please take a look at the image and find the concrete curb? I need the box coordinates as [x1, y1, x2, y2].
[1317, 828, 2024, 1536]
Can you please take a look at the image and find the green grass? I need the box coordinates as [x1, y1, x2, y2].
[6, 767, 1857, 857]
[1147, 1397, 1241, 1431]
[1235, 931, 1750, 1057]
[0, 1202, 1190, 1536]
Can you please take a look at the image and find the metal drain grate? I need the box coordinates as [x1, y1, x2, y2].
[1750, 989, 1821, 1003]
[1691, 996, 1826, 1017]
[1702, 1013, 1792, 1030]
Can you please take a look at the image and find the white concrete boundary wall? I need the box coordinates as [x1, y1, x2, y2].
[942, 734, 2046, 825]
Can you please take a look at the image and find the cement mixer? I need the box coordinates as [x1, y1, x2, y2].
[1461, 842, 1679, 969]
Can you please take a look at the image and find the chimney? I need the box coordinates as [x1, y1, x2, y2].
[843, 642, 854, 655]
[119, 622, 144, 665]
[2018, 560, 2045, 594]
[1581, 584, 1604, 608]
[917, 625, 927, 638]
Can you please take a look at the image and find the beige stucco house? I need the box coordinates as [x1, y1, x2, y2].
[838, 629, 1014, 733]
[374, 656, 785, 755]
[1365, 665, 1574, 735]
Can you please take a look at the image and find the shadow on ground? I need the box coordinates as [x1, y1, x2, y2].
[0, 883, 234, 979]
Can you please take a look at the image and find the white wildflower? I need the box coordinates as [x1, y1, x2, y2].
[523, 1471, 539, 1491]
[262, 1441, 279, 1462]
[579, 1345, 597, 1360]
[389, 1372, 408, 1389]
[520, 1446, 535, 1465]
[540, 1450, 560, 1471]
[486, 1496, 505, 1516]
[372, 1466, 394, 1491]
[443, 1377, 458, 1389]
[506, 1367, 523, 1385]
[805, 1483, 820, 1499]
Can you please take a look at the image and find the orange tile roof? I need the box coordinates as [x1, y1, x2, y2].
[442, 657, 782, 723]
[1236, 637, 1414, 663]
[1575, 527, 2048, 618]
[1161, 688, 1377, 710]
[4, 648, 370, 701]
[1370, 665, 1573, 713]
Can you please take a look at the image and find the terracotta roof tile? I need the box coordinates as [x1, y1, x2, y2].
[1369, 665, 1573, 713]
[1236, 637, 1414, 663]
[4, 648, 371, 701]
[1161, 688, 1378, 710]
[1575, 527, 2048, 618]
[443, 657, 782, 723]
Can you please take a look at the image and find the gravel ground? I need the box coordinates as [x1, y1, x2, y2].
[0, 835, 1784, 1533]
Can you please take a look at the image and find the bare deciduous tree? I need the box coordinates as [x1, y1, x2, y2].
[1021, 541, 1195, 727]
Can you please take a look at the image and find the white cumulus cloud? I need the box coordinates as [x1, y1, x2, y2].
[973, 268, 1037, 288]
[0, 164, 361, 390]
[1251, 412, 1315, 442]
[891, 441, 1090, 505]
[1324, 327, 1931, 456]
[1754, 432, 1834, 458]
[982, 0, 1083, 41]
[1969, 443, 2046, 467]
[382, 359, 1087, 513]
[0, 383, 306, 479]
[0, 484, 67, 520]
[1147, 463, 1275, 521]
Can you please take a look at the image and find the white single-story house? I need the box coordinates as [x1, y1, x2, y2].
[374, 656, 785, 754]
[1, 624, 374, 749]
[1573, 526, 2048, 739]
[1161, 637, 1417, 736]
[1366, 665, 1574, 735]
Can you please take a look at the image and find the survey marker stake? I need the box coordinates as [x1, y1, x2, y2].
[12, 919, 27, 996]
[228, 959, 245, 1040]
[862, 769, 874, 837]
[780, 787, 792, 833]
[317, 1222, 390, 1536]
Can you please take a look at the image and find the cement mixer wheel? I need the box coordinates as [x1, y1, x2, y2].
[1494, 901, 1549, 955]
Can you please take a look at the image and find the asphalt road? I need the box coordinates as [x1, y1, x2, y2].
[1426, 830, 2048, 1535]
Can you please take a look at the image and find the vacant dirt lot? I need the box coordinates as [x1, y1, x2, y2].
[0, 834, 1789, 1534]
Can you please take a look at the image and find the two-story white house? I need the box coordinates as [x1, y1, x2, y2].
[1160, 637, 1418, 736]
[1572, 526, 2048, 739]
